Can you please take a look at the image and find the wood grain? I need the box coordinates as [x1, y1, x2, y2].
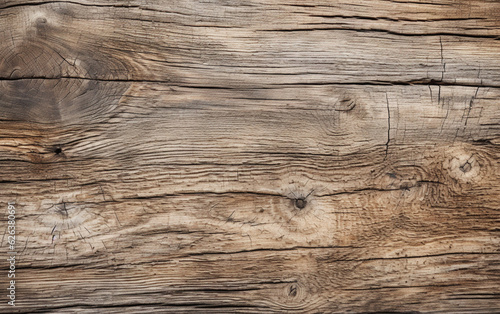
[1, 0, 499, 312]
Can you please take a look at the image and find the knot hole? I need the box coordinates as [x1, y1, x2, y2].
[294, 198, 307, 209]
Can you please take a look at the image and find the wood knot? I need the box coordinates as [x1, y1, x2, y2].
[335, 96, 356, 112]
[36, 17, 47, 24]
[386, 172, 397, 179]
[283, 282, 307, 303]
[294, 198, 307, 209]
[38, 199, 107, 235]
[444, 149, 481, 182]
[459, 160, 472, 173]
[56, 202, 69, 217]
[54, 147, 62, 155]
[288, 284, 298, 297]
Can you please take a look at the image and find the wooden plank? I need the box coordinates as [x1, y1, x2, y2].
[1, 1, 500, 86]
[0, 0, 499, 312]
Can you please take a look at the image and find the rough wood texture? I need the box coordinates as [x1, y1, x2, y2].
[1, 0, 500, 312]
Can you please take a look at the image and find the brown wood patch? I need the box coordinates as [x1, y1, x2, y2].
[0, 0, 499, 312]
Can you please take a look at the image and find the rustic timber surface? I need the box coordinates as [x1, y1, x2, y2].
[1, 0, 500, 312]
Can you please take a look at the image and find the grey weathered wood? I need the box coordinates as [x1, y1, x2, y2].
[1, 0, 499, 312]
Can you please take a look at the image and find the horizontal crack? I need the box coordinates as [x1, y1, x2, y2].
[307, 14, 487, 23]
[0, 75, 169, 84]
[260, 26, 500, 40]
[0, 0, 140, 10]
[0, 76, 499, 89]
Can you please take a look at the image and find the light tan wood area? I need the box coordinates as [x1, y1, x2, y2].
[0, 0, 499, 312]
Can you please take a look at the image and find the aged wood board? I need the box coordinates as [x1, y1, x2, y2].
[1, 0, 500, 312]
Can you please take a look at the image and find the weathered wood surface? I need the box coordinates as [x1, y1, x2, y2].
[1, 0, 500, 312]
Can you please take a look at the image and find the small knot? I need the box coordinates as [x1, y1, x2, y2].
[57, 203, 69, 217]
[294, 198, 307, 209]
[459, 160, 472, 173]
[445, 150, 481, 182]
[54, 147, 62, 155]
[335, 97, 356, 111]
[400, 181, 412, 191]
[288, 284, 298, 297]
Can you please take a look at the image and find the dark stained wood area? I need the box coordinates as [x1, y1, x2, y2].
[1, 0, 500, 312]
